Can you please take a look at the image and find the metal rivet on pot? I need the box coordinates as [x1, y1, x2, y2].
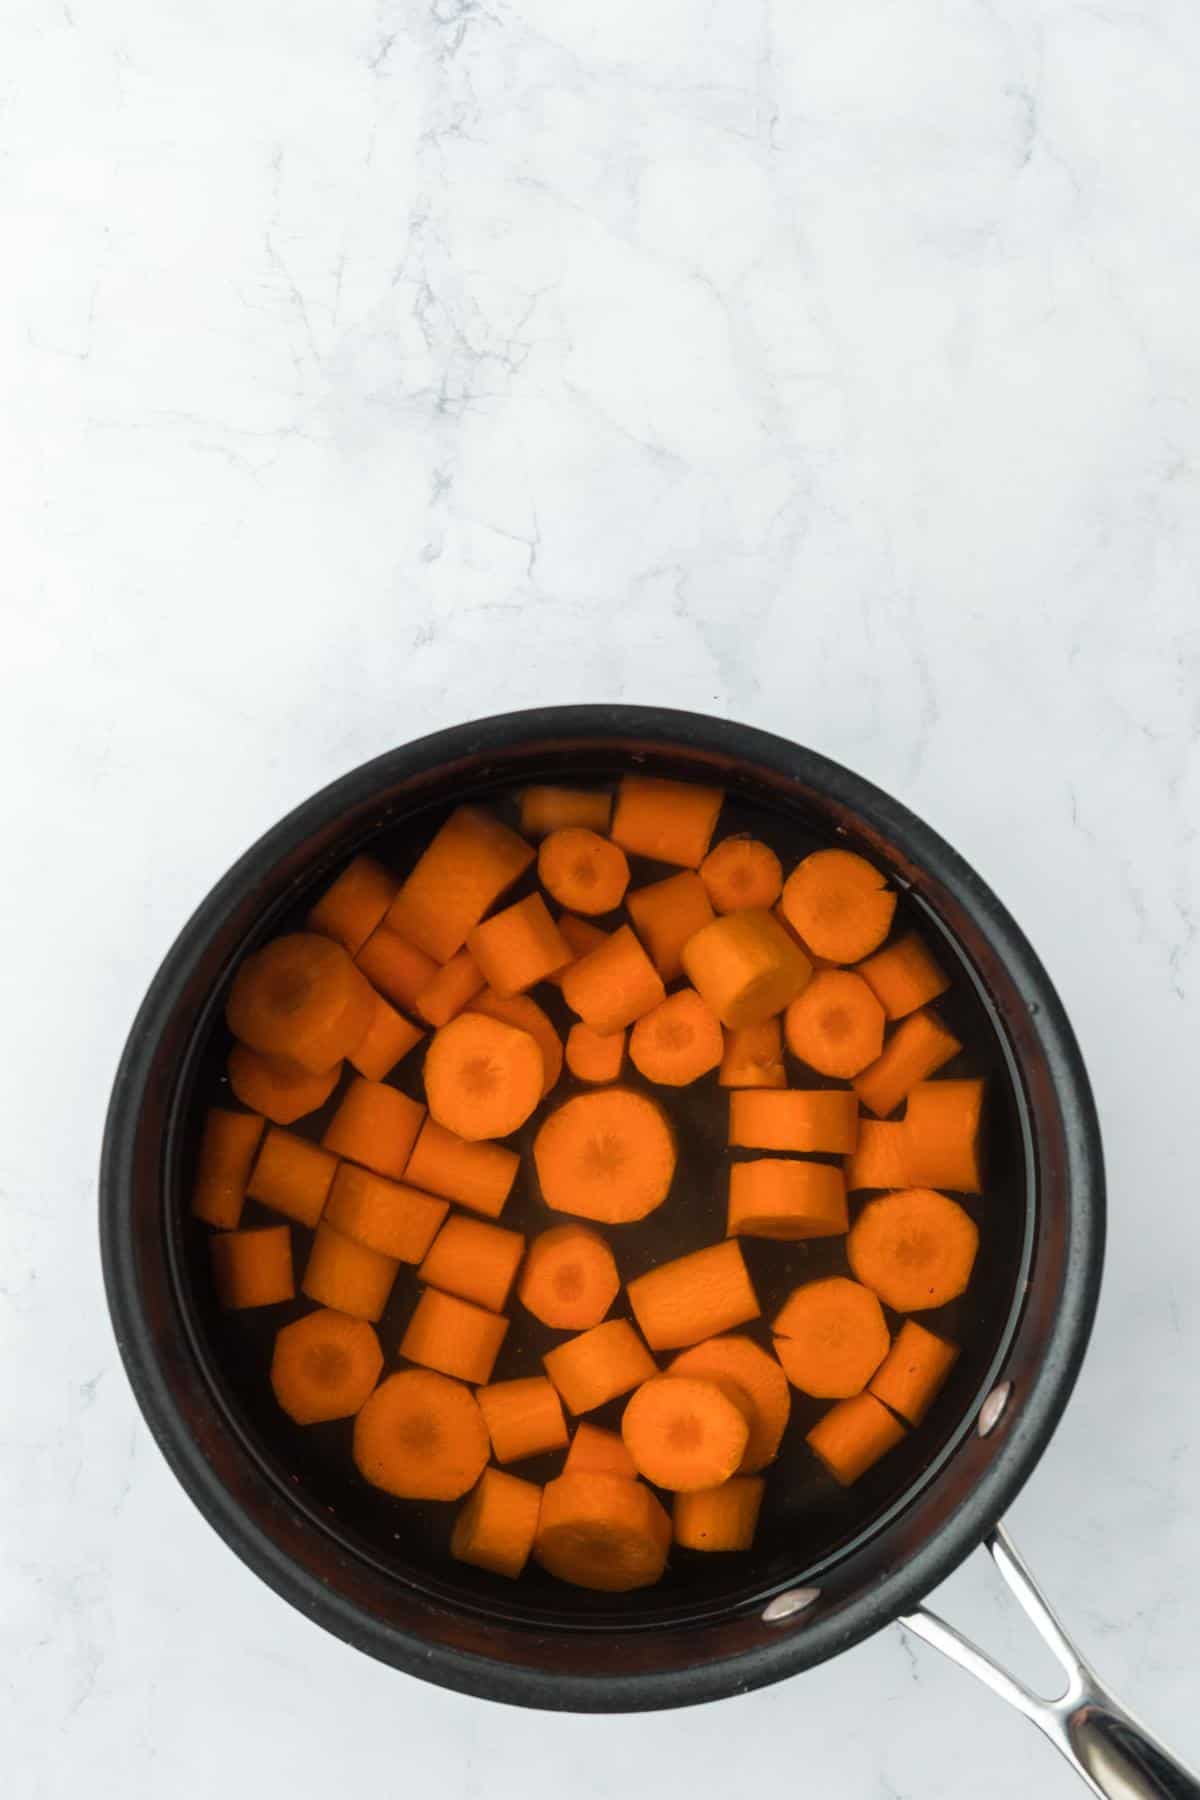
[977, 1382, 1012, 1437]
[762, 1587, 820, 1624]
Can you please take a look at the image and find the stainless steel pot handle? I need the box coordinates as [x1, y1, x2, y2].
[900, 1523, 1199, 1799]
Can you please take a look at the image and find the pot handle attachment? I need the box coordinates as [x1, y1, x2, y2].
[900, 1522, 1200, 1799]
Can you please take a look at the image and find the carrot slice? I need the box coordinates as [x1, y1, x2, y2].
[192, 1107, 265, 1230]
[727, 1160, 848, 1240]
[519, 787, 612, 838]
[227, 932, 374, 1072]
[718, 1020, 786, 1089]
[302, 1221, 398, 1321]
[403, 1118, 519, 1219]
[668, 1335, 790, 1474]
[354, 1368, 490, 1500]
[854, 1009, 961, 1117]
[321, 1076, 425, 1179]
[413, 947, 486, 1028]
[807, 1391, 906, 1484]
[563, 1422, 638, 1480]
[699, 837, 783, 914]
[869, 1319, 959, 1424]
[611, 776, 723, 869]
[858, 932, 950, 1020]
[348, 990, 424, 1082]
[535, 1472, 670, 1592]
[627, 1240, 759, 1351]
[478, 1376, 568, 1464]
[270, 1309, 383, 1424]
[543, 1319, 657, 1415]
[629, 989, 723, 1087]
[625, 872, 715, 981]
[246, 1126, 337, 1227]
[784, 969, 885, 1078]
[538, 828, 630, 916]
[517, 1224, 619, 1330]
[467, 893, 572, 997]
[418, 1213, 525, 1312]
[565, 1021, 626, 1084]
[324, 1162, 448, 1263]
[779, 849, 896, 965]
[451, 1467, 543, 1579]
[773, 1276, 890, 1398]
[560, 925, 666, 1035]
[674, 1477, 764, 1551]
[622, 1375, 750, 1491]
[846, 1118, 910, 1190]
[227, 1045, 340, 1126]
[355, 925, 439, 1013]
[682, 908, 811, 1029]
[533, 1088, 676, 1224]
[386, 805, 535, 963]
[848, 1187, 979, 1311]
[210, 1225, 294, 1310]
[307, 854, 398, 956]
[423, 1012, 544, 1141]
[729, 1089, 859, 1154]
[400, 1287, 509, 1384]
[468, 990, 562, 1096]
[902, 1079, 984, 1193]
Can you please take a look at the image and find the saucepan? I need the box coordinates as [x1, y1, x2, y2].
[99, 705, 1198, 1797]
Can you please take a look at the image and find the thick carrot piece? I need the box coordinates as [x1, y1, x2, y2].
[611, 776, 724, 869]
[565, 1021, 626, 1084]
[192, 1107, 265, 1230]
[452, 1468, 542, 1579]
[622, 1375, 750, 1492]
[307, 854, 398, 956]
[625, 871, 714, 982]
[227, 933, 375, 1072]
[211, 1226, 294, 1309]
[246, 1126, 337, 1227]
[322, 1076, 426, 1180]
[848, 1188, 979, 1311]
[846, 1119, 910, 1190]
[355, 926, 439, 1014]
[423, 1012, 544, 1141]
[536, 1472, 670, 1591]
[386, 805, 535, 964]
[560, 925, 665, 1035]
[669, 1335, 790, 1474]
[413, 947, 486, 1028]
[728, 1160, 848, 1240]
[853, 1009, 962, 1117]
[869, 1319, 959, 1424]
[270, 1309, 383, 1424]
[403, 1118, 518, 1219]
[468, 990, 562, 1096]
[629, 989, 723, 1087]
[478, 1376, 568, 1464]
[784, 969, 885, 1078]
[538, 828, 630, 916]
[779, 849, 896, 965]
[302, 1222, 399, 1321]
[518, 1224, 619, 1330]
[807, 1392, 906, 1485]
[348, 990, 424, 1082]
[543, 1319, 657, 1415]
[418, 1213, 525, 1312]
[682, 908, 811, 1029]
[467, 893, 572, 997]
[564, 1422, 638, 1480]
[324, 1162, 448, 1263]
[903, 1079, 984, 1193]
[773, 1277, 890, 1398]
[674, 1478, 764, 1552]
[519, 786, 612, 838]
[227, 1045, 340, 1126]
[354, 1369, 490, 1500]
[533, 1088, 676, 1224]
[718, 1020, 786, 1089]
[627, 1240, 759, 1351]
[700, 837, 783, 914]
[400, 1287, 509, 1385]
[729, 1089, 858, 1154]
[858, 932, 950, 1020]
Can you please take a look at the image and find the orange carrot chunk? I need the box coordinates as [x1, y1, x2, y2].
[418, 1213, 525, 1312]
[565, 1021, 626, 1084]
[550, 913, 609, 987]
[674, 1477, 764, 1552]
[467, 893, 572, 997]
[535, 1472, 671, 1591]
[727, 1160, 848, 1240]
[784, 969, 885, 1079]
[563, 1422, 638, 1480]
[302, 1221, 399, 1321]
[400, 1287, 509, 1385]
[321, 1076, 426, 1179]
[451, 1467, 543, 1579]
[413, 947, 486, 1028]
[627, 1240, 759, 1351]
[560, 925, 666, 1035]
[700, 836, 783, 914]
[858, 932, 950, 1020]
[227, 1045, 341, 1127]
[227, 932, 374, 1072]
[538, 828, 630, 916]
[718, 1020, 786, 1089]
[807, 1391, 906, 1484]
[779, 849, 896, 965]
[270, 1309, 383, 1424]
[625, 871, 715, 982]
[519, 786, 612, 838]
[611, 776, 724, 869]
[729, 1088, 859, 1154]
[848, 1187, 979, 1311]
[629, 989, 723, 1087]
[869, 1318, 959, 1424]
[210, 1225, 294, 1310]
[846, 1119, 910, 1190]
[423, 1012, 544, 1142]
[246, 1126, 338, 1228]
[403, 1118, 519, 1219]
[307, 854, 398, 956]
[622, 1375, 750, 1492]
[682, 908, 812, 1029]
[478, 1376, 568, 1464]
[324, 1162, 449, 1263]
[533, 1088, 676, 1224]
[192, 1107, 265, 1230]
[902, 1079, 984, 1193]
[468, 990, 562, 1096]
[386, 805, 535, 963]
[854, 1010, 961, 1117]
[518, 1224, 620, 1330]
[773, 1276, 890, 1398]
[543, 1318, 657, 1415]
[669, 1335, 790, 1474]
[354, 1368, 490, 1500]
[348, 990, 424, 1082]
[355, 925, 440, 1013]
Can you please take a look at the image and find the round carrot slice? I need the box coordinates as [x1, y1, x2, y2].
[699, 836, 783, 913]
[538, 827, 630, 915]
[226, 932, 375, 1072]
[628, 989, 723, 1087]
[535, 1473, 671, 1592]
[533, 1088, 677, 1223]
[517, 1224, 620, 1330]
[621, 1375, 750, 1491]
[847, 1187, 979, 1311]
[779, 850, 896, 965]
[772, 1276, 890, 1398]
[467, 990, 563, 1096]
[668, 1335, 791, 1473]
[784, 968, 885, 1078]
[423, 1011, 545, 1141]
[270, 1308, 383, 1424]
[352, 1369, 490, 1500]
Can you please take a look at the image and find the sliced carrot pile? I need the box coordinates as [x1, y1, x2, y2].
[451, 1467, 542, 1579]
[848, 1187, 979, 1311]
[773, 1276, 889, 1398]
[729, 1088, 858, 1154]
[348, 991, 424, 1082]
[538, 828, 630, 916]
[302, 1221, 398, 1321]
[412, 947, 485, 1029]
[468, 990, 562, 1096]
[718, 1019, 785, 1089]
[700, 837, 782, 914]
[846, 1119, 910, 1190]
[322, 1076, 426, 1180]
[669, 1335, 790, 1473]
[354, 1368, 490, 1500]
[565, 1021, 626, 1084]
[779, 849, 896, 964]
[227, 1045, 340, 1127]
[211, 1225, 294, 1310]
[627, 1240, 759, 1351]
[403, 1118, 518, 1219]
[868, 1319, 959, 1424]
[784, 969, 885, 1079]
[227, 932, 374, 1072]
[534, 1088, 676, 1224]
[682, 908, 811, 1029]
[622, 1375, 750, 1491]
[560, 924, 665, 1035]
[626, 871, 715, 981]
[246, 1126, 337, 1228]
[543, 1318, 657, 1415]
[519, 786, 611, 837]
[477, 1376, 568, 1464]
[307, 854, 397, 956]
[517, 1224, 619, 1330]
[401, 1287, 509, 1384]
[356, 925, 439, 1013]
[858, 931, 950, 1020]
[193, 1107, 264, 1230]
[611, 775, 723, 869]
[325, 1162, 448, 1263]
[418, 1213, 525, 1312]
[853, 1009, 961, 1117]
[535, 1472, 671, 1591]
[563, 1422, 638, 1480]
[423, 1012, 543, 1141]
[467, 893, 571, 997]
[270, 1309, 382, 1424]
[386, 805, 534, 963]
[807, 1392, 906, 1485]
[674, 1477, 764, 1551]
[727, 1160, 848, 1240]
[903, 1079, 983, 1193]
[629, 989, 723, 1087]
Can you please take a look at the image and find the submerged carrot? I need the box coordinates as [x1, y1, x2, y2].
[467, 894, 572, 997]
[700, 837, 782, 914]
[422, 1011, 544, 1142]
[324, 1162, 448, 1263]
[848, 1187, 979, 1311]
[321, 1076, 426, 1179]
[565, 1021, 626, 1084]
[729, 1088, 858, 1154]
[858, 932, 950, 1020]
[563, 1422, 638, 1480]
[227, 932, 374, 1072]
[543, 1318, 657, 1415]
[718, 1019, 786, 1089]
[533, 1088, 676, 1224]
[551, 913, 609, 985]
[622, 1375, 750, 1492]
[626, 872, 715, 981]
[355, 925, 439, 1013]
[468, 990, 562, 1096]
[682, 908, 811, 1029]
[302, 1221, 399, 1321]
[227, 1045, 340, 1126]
[413, 947, 486, 1029]
[773, 1276, 890, 1398]
[538, 828, 630, 916]
[418, 1213, 525, 1312]
[400, 1287, 509, 1384]
[307, 854, 398, 956]
[560, 925, 666, 1035]
[519, 786, 612, 838]
[403, 1117, 519, 1219]
[784, 969, 885, 1078]
[611, 776, 724, 869]
[853, 1010, 961, 1117]
[477, 1376, 568, 1464]
[451, 1467, 542, 1579]
[902, 1079, 984, 1193]
[348, 990, 424, 1082]
[807, 1391, 906, 1485]
[354, 1368, 490, 1500]
[627, 1240, 759, 1351]
[386, 805, 535, 963]
[535, 1472, 671, 1591]
[674, 1478, 764, 1551]
[727, 1160, 848, 1240]
[517, 1224, 619, 1330]
[779, 850, 896, 965]
[845, 1119, 910, 1190]
[211, 1225, 294, 1310]
[270, 1309, 383, 1424]
[669, 1335, 790, 1474]
[629, 989, 723, 1087]
[868, 1319, 959, 1424]
[246, 1126, 337, 1228]
[192, 1107, 265, 1230]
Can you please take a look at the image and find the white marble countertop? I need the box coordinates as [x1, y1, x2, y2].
[4, 1, 1199, 1795]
